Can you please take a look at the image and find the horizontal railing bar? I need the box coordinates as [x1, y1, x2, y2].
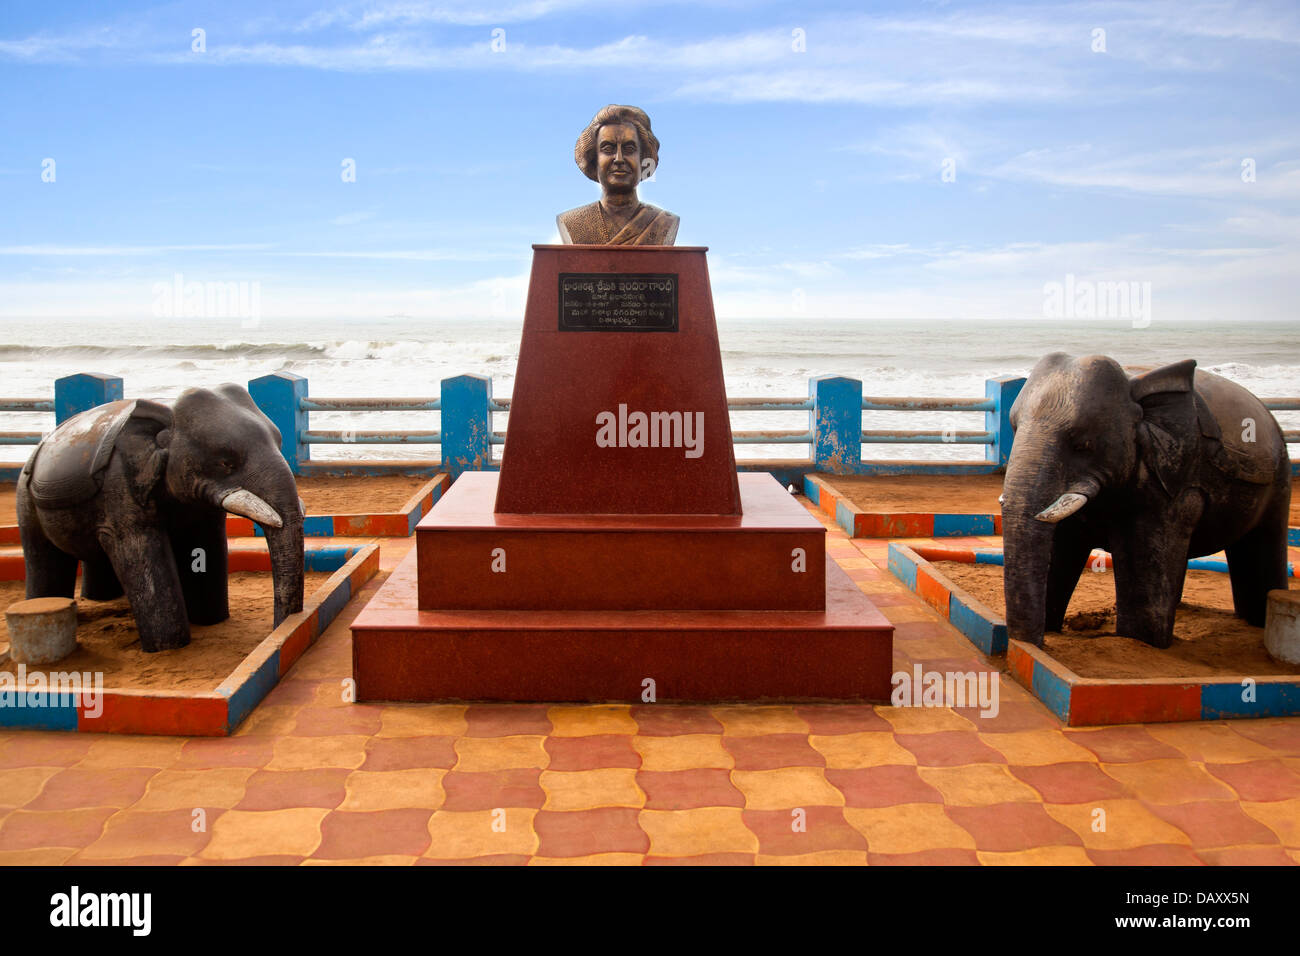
[0, 400, 54, 413]
[1265, 399, 1300, 411]
[490, 399, 511, 411]
[302, 397, 440, 412]
[733, 430, 812, 443]
[728, 397, 813, 410]
[863, 429, 995, 444]
[863, 396, 995, 412]
[1284, 430, 1300, 441]
[0, 431, 45, 444]
[303, 430, 441, 444]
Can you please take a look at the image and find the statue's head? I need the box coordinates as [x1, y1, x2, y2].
[575, 105, 659, 194]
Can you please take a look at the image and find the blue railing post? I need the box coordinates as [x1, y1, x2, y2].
[985, 375, 1026, 469]
[249, 371, 309, 475]
[810, 375, 862, 473]
[440, 374, 492, 479]
[54, 373, 123, 424]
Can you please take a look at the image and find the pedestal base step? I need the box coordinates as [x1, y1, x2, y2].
[352, 550, 894, 702]
[417, 472, 827, 611]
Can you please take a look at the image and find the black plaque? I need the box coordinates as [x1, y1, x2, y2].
[558, 273, 678, 332]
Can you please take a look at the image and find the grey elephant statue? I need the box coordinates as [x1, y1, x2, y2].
[17, 384, 305, 653]
[1002, 353, 1291, 649]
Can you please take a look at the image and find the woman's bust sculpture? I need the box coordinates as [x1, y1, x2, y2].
[556, 105, 679, 246]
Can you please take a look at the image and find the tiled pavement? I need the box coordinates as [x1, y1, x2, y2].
[1, 501, 1298, 865]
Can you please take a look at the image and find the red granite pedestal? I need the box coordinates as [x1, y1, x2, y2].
[351, 245, 894, 702]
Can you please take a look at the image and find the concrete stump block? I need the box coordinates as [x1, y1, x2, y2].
[1264, 589, 1300, 666]
[5, 597, 78, 664]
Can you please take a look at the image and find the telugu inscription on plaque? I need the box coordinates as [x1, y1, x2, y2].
[558, 273, 678, 332]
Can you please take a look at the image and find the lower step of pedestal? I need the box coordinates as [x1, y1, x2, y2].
[351, 550, 894, 702]
[417, 472, 826, 611]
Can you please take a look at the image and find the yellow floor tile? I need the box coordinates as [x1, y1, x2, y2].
[984, 731, 1098, 766]
[529, 853, 645, 865]
[713, 706, 810, 736]
[340, 769, 447, 811]
[978, 846, 1094, 865]
[1240, 799, 1300, 846]
[540, 769, 644, 811]
[1043, 800, 1191, 850]
[917, 764, 1042, 805]
[731, 768, 845, 810]
[810, 732, 917, 768]
[639, 807, 759, 856]
[75, 737, 187, 769]
[266, 736, 368, 771]
[843, 804, 977, 854]
[1146, 723, 1280, 763]
[547, 705, 637, 737]
[757, 850, 868, 865]
[424, 808, 538, 859]
[200, 808, 328, 859]
[1101, 759, 1236, 804]
[132, 768, 256, 811]
[877, 705, 976, 734]
[303, 855, 418, 865]
[453, 735, 548, 772]
[375, 704, 468, 738]
[633, 734, 733, 771]
[0, 767, 62, 809]
[0, 847, 78, 865]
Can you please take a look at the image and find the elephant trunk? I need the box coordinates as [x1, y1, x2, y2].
[220, 471, 304, 628]
[1002, 433, 1060, 647]
[266, 511, 305, 627]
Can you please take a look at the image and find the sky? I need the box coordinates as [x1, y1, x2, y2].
[2, 0, 1299, 323]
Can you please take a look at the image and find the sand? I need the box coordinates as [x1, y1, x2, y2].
[940, 562, 1296, 679]
[0, 572, 331, 691]
[821, 474, 1299, 525]
[819, 473, 1005, 513]
[0, 475, 433, 525]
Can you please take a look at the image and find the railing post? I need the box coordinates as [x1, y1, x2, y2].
[440, 374, 492, 480]
[810, 375, 862, 474]
[985, 375, 1026, 469]
[249, 371, 309, 475]
[54, 373, 123, 424]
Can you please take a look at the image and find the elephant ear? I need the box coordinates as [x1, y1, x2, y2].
[122, 399, 174, 506]
[1131, 359, 1197, 498]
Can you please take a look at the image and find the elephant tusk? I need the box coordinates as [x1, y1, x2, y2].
[222, 489, 283, 529]
[1034, 492, 1088, 523]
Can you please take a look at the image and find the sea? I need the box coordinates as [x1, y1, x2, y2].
[2, 316, 1297, 462]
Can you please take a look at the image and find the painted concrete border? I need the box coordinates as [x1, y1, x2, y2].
[0, 474, 449, 546]
[887, 542, 1300, 725]
[803, 474, 1001, 539]
[0, 544, 379, 735]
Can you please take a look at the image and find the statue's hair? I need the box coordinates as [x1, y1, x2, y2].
[575, 105, 660, 182]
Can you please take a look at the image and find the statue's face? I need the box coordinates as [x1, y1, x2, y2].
[596, 123, 641, 194]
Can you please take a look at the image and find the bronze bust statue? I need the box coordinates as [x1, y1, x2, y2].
[557, 105, 679, 246]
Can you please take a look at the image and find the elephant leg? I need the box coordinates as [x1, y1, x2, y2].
[16, 491, 77, 601]
[169, 510, 230, 627]
[80, 551, 124, 602]
[1225, 505, 1290, 626]
[100, 529, 190, 652]
[1044, 525, 1094, 633]
[1111, 523, 1194, 649]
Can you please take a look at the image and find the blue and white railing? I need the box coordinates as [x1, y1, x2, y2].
[3, 371, 1298, 485]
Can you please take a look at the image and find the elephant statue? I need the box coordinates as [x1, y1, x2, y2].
[16, 384, 305, 653]
[1002, 353, 1291, 649]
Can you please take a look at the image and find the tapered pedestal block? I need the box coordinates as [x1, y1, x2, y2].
[352, 549, 894, 702]
[418, 472, 826, 611]
[351, 243, 894, 702]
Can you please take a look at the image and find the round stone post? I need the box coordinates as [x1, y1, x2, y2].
[1264, 589, 1300, 665]
[5, 597, 78, 664]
